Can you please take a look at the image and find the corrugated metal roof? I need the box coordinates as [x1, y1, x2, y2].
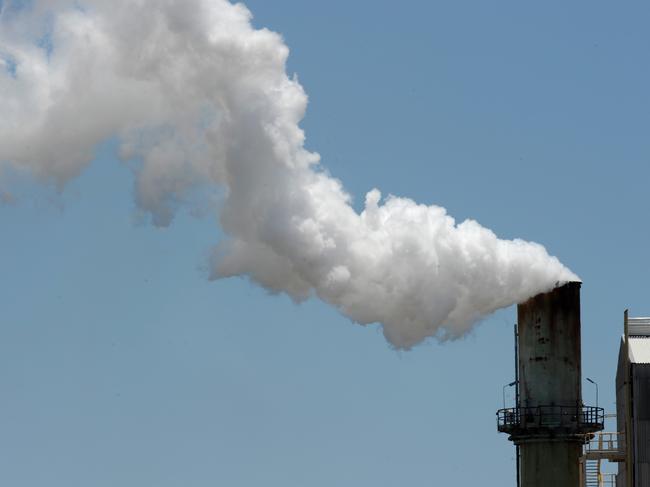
[629, 317, 650, 336]
[629, 336, 650, 364]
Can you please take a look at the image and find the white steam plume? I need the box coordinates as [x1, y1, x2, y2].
[0, 0, 578, 348]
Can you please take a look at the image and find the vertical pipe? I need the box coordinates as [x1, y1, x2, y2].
[515, 323, 520, 487]
[624, 310, 633, 487]
[515, 323, 520, 408]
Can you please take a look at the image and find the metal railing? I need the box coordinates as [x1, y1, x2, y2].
[586, 432, 623, 454]
[599, 473, 616, 486]
[584, 431, 625, 462]
[497, 405, 604, 434]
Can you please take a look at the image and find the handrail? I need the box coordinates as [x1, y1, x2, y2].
[599, 473, 616, 486]
[585, 432, 624, 453]
[496, 405, 604, 434]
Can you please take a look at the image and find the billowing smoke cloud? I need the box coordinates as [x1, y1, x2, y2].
[0, 0, 578, 348]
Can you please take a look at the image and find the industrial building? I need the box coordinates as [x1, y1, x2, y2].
[615, 315, 650, 486]
[496, 283, 649, 487]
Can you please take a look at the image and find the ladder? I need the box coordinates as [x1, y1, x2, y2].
[584, 459, 600, 487]
[582, 432, 623, 486]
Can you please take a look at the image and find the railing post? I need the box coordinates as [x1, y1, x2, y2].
[599, 432, 603, 451]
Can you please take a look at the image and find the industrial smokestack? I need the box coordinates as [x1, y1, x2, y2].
[498, 282, 603, 487]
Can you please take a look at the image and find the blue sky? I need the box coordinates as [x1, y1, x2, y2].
[1, 1, 650, 485]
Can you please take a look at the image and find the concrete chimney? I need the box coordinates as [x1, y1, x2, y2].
[497, 282, 603, 487]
